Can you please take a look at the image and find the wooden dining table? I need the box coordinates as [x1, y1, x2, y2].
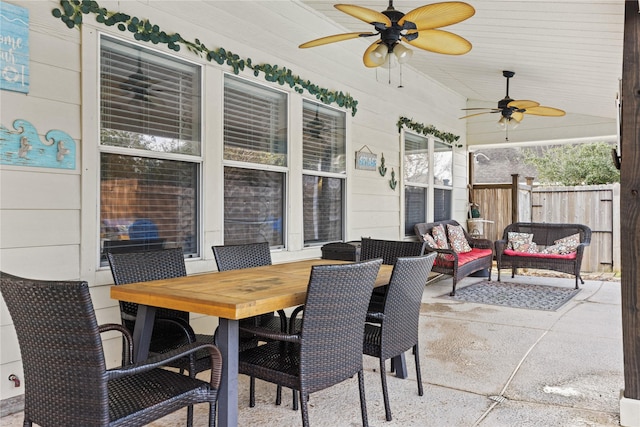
[110, 258, 395, 427]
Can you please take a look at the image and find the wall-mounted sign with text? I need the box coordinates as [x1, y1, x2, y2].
[0, 1, 29, 94]
[355, 145, 377, 171]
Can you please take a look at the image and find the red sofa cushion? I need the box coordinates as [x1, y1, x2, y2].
[503, 249, 577, 260]
[434, 248, 493, 268]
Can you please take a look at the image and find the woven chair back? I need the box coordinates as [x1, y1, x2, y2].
[212, 242, 272, 271]
[360, 238, 426, 265]
[0, 273, 110, 425]
[379, 253, 436, 359]
[107, 247, 188, 327]
[299, 258, 383, 394]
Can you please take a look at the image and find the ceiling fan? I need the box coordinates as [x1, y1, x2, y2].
[299, 1, 475, 68]
[460, 70, 566, 130]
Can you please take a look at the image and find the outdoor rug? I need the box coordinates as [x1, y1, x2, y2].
[441, 280, 581, 311]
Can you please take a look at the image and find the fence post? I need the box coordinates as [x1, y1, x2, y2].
[511, 174, 519, 223]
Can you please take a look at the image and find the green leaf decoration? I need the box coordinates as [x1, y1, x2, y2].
[396, 116, 461, 146]
[51, 0, 359, 116]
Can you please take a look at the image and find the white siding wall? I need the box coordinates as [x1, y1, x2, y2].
[0, 0, 469, 402]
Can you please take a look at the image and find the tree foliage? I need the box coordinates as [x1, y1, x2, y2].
[523, 142, 620, 185]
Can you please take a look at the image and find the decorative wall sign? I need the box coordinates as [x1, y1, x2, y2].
[0, 2, 29, 93]
[1, 119, 76, 169]
[355, 145, 377, 171]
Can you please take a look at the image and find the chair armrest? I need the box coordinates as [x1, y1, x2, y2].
[239, 324, 301, 343]
[99, 323, 133, 365]
[288, 305, 305, 333]
[470, 238, 492, 250]
[107, 342, 223, 389]
[495, 240, 507, 255]
[424, 246, 459, 264]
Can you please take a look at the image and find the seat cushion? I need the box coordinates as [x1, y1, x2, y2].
[503, 249, 577, 260]
[434, 248, 492, 268]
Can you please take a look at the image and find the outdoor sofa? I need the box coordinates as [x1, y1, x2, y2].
[414, 220, 494, 296]
[495, 222, 591, 289]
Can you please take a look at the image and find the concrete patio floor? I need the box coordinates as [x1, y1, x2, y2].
[1, 271, 623, 426]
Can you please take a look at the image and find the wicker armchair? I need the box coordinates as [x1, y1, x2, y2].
[0, 272, 221, 427]
[106, 248, 215, 378]
[238, 258, 383, 427]
[363, 253, 436, 421]
[211, 242, 291, 407]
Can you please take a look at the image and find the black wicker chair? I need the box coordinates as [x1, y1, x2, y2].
[359, 238, 426, 313]
[238, 258, 383, 427]
[106, 248, 215, 378]
[363, 253, 436, 421]
[0, 272, 221, 427]
[211, 242, 291, 407]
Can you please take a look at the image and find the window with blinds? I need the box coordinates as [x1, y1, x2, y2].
[224, 75, 287, 167]
[405, 186, 427, 235]
[223, 167, 285, 247]
[100, 36, 201, 155]
[99, 36, 202, 264]
[404, 133, 429, 236]
[223, 76, 287, 247]
[404, 133, 429, 184]
[404, 133, 453, 235]
[302, 101, 346, 245]
[434, 140, 453, 187]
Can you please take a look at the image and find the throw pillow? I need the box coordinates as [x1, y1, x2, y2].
[508, 232, 534, 252]
[551, 233, 580, 254]
[422, 233, 438, 249]
[541, 244, 563, 255]
[431, 224, 449, 249]
[447, 224, 472, 253]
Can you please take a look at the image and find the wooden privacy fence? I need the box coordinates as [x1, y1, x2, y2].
[470, 177, 620, 273]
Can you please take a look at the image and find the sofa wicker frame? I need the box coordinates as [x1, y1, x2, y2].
[414, 220, 494, 296]
[495, 222, 592, 289]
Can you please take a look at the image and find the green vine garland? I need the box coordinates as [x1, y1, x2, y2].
[397, 117, 461, 146]
[52, 0, 358, 116]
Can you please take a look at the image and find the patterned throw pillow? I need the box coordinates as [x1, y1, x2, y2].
[508, 232, 534, 252]
[422, 233, 438, 249]
[447, 224, 472, 253]
[546, 233, 580, 255]
[431, 224, 449, 249]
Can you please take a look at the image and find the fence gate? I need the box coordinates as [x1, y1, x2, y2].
[531, 184, 617, 272]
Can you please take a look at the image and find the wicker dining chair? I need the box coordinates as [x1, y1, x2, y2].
[363, 253, 437, 421]
[107, 248, 215, 377]
[0, 272, 221, 427]
[212, 242, 292, 407]
[359, 238, 427, 314]
[238, 258, 383, 427]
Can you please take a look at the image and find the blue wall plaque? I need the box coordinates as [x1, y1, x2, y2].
[0, 1, 29, 93]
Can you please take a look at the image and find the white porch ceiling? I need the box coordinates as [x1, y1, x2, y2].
[298, 0, 625, 146]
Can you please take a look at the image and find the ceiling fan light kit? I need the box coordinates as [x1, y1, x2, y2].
[299, 1, 475, 68]
[460, 70, 566, 135]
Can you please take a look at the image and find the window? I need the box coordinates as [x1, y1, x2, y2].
[99, 36, 202, 263]
[404, 133, 429, 235]
[302, 101, 346, 245]
[403, 133, 452, 234]
[223, 75, 287, 247]
[433, 141, 452, 221]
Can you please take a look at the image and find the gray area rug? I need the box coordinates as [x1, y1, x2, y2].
[442, 280, 581, 311]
